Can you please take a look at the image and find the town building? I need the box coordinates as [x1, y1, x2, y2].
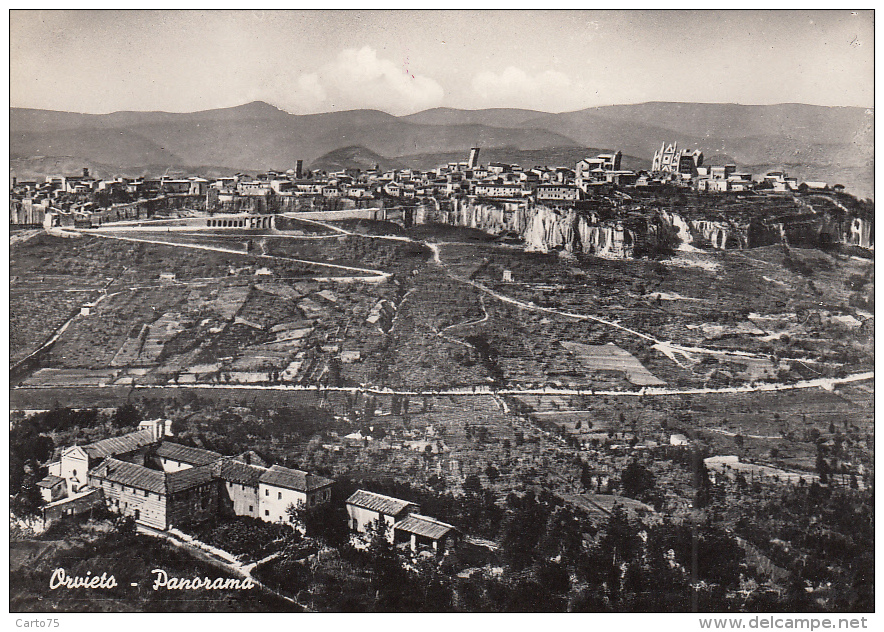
[535, 184, 582, 202]
[651, 142, 703, 175]
[467, 147, 481, 169]
[345, 489, 419, 536]
[473, 183, 528, 198]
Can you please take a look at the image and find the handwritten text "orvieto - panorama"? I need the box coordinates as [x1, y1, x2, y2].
[47, 567, 255, 590]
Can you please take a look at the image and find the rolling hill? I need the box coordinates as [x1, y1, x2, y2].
[9, 100, 874, 198]
[309, 146, 404, 173]
[10, 102, 582, 173]
[401, 107, 546, 128]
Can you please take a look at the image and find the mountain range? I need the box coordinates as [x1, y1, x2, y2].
[9, 100, 874, 198]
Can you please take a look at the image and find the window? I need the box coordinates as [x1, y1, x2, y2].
[278, 491, 282, 500]
[72, 469, 77, 476]
[265, 489, 269, 496]
[249, 505, 253, 513]
[265, 510, 269, 516]
[134, 509, 140, 521]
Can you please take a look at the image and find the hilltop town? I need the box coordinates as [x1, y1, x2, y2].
[9, 143, 874, 231]
[10, 139, 875, 612]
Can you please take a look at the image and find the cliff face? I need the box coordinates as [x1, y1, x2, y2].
[415, 200, 872, 257]
[658, 211, 744, 251]
[417, 201, 637, 258]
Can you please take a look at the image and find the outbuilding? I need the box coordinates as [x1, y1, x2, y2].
[345, 490, 419, 539]
[393, 513, 461, 554]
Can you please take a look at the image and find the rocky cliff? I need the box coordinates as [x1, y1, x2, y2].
[416, 200, 639, 258]
[415, 199, 872, 258]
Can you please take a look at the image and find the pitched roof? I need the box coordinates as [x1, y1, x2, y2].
[88, 458, 216, 495]
[393, 514, 458, 540]
[166, 463, 217, 494]
[345, 490, 418, 516]
[156, 442, 222, 466]
[88, 458, 166, 494]
[233, 450, 268, 468]
[37, 475, 65, 488]
[217, 458, 266, 487]
[82, 429, 156, 460]
[259, 464, 333, 492]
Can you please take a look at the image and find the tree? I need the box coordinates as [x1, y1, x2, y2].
[427, 474, 446, 493]
[580, 464, 594, 492]
[463, 474, 483, 495]
[11, 474, 44, 517]
[620, 460, 655, 500]
[114, 514, 137, 536]
[600, 504, 641, 565]
[113, 404, 141, 429]
[288, 501, 349, 547]
[484, 464, 500, 483]
[815, 446, 831, 484]
[365, 518, 406, 607]
[535, 559, 571, 595]
[538, 504, 586, 560]
[500, 497, 547, 571]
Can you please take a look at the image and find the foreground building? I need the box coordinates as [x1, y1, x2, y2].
[87, 458, 218, 530]
[346, 489, 419, 534]
[392, 513, 461, 554]
[39, 420, 334, 530]
[345, 489, 460, 554]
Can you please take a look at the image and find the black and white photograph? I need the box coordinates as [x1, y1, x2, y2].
[7, 9, 875, 619]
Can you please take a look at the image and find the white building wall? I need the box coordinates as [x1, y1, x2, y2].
[60, 448, 90, 495]
[159, 458, 193, 473]
[345, 505, 400, 541]
[258, 483, 307, 524]
[224, 482, 260, 518]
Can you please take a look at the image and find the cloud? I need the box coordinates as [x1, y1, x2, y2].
[279, 46, 444, 115]
[471, 66, 587, 112]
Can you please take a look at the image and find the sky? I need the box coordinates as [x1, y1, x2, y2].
[9, 10, 875, 115]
